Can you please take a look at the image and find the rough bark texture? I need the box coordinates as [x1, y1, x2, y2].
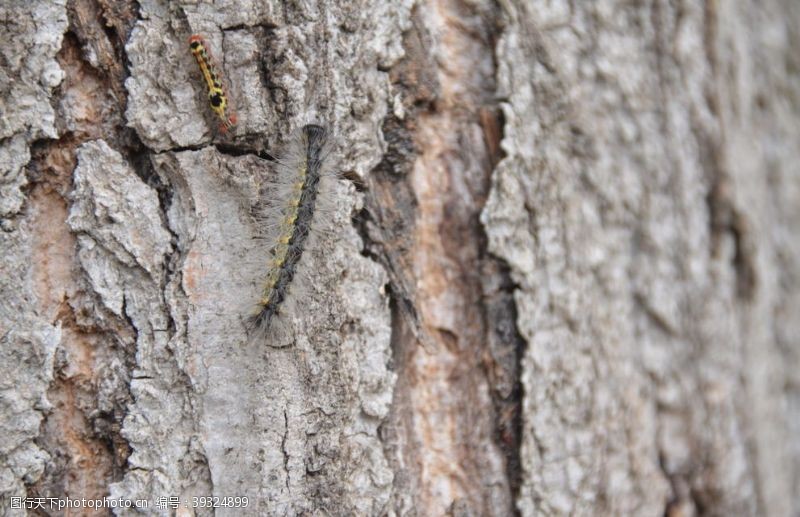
[1, 0, 798, 516]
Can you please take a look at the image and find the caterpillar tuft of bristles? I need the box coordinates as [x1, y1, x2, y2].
[247, 124, 334, 341]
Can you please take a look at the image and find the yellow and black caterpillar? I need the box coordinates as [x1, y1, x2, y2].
[189, 34, 237, 131]
[249, 124, 331, 337]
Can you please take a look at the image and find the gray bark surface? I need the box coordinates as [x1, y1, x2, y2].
[1, 0, 798, 516]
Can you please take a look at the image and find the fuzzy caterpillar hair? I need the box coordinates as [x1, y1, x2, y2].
[247, 124, 333, 341]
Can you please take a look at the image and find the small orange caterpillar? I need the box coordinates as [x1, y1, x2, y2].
[188, 34, 237, 131]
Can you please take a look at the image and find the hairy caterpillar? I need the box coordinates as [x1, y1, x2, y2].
[188, 34, 237, 132]
[248, 124, 334, 340]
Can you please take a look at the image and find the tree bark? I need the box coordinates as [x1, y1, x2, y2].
[1, 0, 798, 516]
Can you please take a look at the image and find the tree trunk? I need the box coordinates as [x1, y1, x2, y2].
[1, 0, 798, 515]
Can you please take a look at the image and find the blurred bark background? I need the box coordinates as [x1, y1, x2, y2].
[1, 0, 798, 515]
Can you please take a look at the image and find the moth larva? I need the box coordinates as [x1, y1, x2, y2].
[248, 124, 333, 339]
[188, 34, 237, 132]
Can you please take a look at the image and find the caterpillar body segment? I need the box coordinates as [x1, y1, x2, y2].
[188, 34, 237, 132]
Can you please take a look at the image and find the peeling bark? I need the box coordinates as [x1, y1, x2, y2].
[1, 1, 799, 516]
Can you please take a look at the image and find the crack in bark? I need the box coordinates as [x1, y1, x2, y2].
[282, 409, 291, 492]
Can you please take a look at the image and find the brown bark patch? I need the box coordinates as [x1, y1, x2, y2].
[368, 2, 522, 515]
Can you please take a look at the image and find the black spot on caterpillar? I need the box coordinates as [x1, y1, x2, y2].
[247, 124, 332, 340]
